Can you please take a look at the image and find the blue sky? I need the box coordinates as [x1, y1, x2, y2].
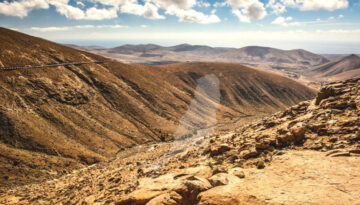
[0, 0, 360, 53]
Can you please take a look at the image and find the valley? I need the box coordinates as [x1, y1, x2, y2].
[70, 43, 360, 88]
[0, 28, 316, 188]
[0, 27, 359, 205]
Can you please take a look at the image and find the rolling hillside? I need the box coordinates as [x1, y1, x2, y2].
[307, 54, 360, 81]
[0, 27, 316, 187]
[225, 46, 329, 66]
[72, 44, 328, 69]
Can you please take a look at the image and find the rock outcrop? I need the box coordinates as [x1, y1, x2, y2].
[114, 77, 360, 205]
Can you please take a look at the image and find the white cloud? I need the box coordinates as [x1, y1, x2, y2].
[140, 24, 149, 28]
[299, 0, 348, 11]
[31, 24, 127, 32]
[50, 1, 86, 20]
[74, 25, 95, 28]
[271, 16, 300, 26]
[227, 0, 267, 22]
[76, 1, 85, 7]
[166, 7, 221, 24]
[150, 0, 197, 10]
[0, 0, 49, 18]
[197, 0, 211, 7]
[96, 24, 128, 28]
[31, 26, 70, 32]
[267, 0, 287, 14]
[49, 0, 119, 20]
[121, 2, 165, 19]
[85, 7, 118, 20]
[338, 14, 344, 18]
[268, 0, 348, 14]
[90, 0, 136, 7]
[328, 16, 335, 20]
[271, 16, 286, 25]
[147, 0, 220, 24]
[213, 1, 227, 7]
[0, 0, 221, 24]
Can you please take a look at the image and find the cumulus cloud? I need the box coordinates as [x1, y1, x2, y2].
[146, 0, 221, 23]
[150, 0, 197, 10]
[271, 16, 300, 26]
[213, 1, 227, 7]
[228, 0, 267, 22]
[166, 7, 221, 24]
[267, 0, 287, 14]
[121, 2, 165, 19]
[0, 0, 49, 18]
[298, 0, 348, 11]
[85, 7, 118, 20]
[49, 0, 119, 20]
[0, 0, 222, 24]
[49, 1, 86, 19]
[268, 0, 348, 14]
[197, 0, 211, 7]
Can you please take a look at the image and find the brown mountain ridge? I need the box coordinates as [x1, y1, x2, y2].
[306, 54, 360, 82]
[0, 27, 315, 187]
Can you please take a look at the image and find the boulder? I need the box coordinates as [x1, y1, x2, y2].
[229, 168, 245, 179]
[290, 123, 307, 143]
[316, 86, 335, 105]
[116, 173, 212, 205]
[208, 173, 230, 186]
[146, 191, 182, 205]
[208, 173, 241, 187]
[197, 183, 266, 205]
[239, 147, 258, 159]
[210, 144, 231, 156]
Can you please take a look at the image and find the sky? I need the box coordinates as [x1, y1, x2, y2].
[0, 0, 360, 53]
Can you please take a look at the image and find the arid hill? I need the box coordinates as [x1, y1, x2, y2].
[0, 76, 358, 205]
[306, 54, 360, 82]
[0, 27, 316, 187]
[71, 44, 328, 68]
[224, 46, 328, 66]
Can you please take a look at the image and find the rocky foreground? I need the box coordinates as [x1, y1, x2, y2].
[0, 77, 359, 204]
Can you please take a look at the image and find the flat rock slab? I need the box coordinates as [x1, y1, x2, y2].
[235, 150, 360, 204]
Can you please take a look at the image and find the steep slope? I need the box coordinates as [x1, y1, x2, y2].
[114, 77, 360, 205]
[0, 77, 358, 205]
[0, 27, 315, 187]
[307, 54, 360, 81]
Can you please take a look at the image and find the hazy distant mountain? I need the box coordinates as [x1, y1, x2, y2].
[321, 54, 348, 60]
[307, 54, 360, 81]
[109, 44, 163, 54]
[224, 46, 329, 66]
[66, 44, 106, 51]
[81, 43, 328, 69]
